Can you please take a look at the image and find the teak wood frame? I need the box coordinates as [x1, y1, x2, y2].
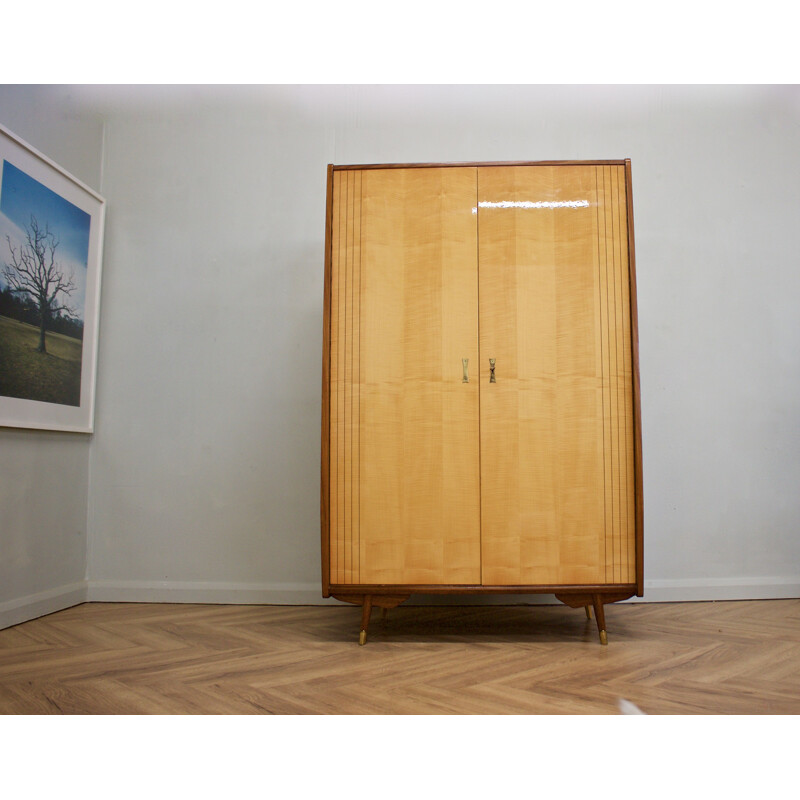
[320, 160, 643, 645]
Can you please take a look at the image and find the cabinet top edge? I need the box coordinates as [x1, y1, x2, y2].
[330, 160, 631, 171]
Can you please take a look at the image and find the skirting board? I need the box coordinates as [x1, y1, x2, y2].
[3, 578, 799, 631]
[640, 577, 800, 603]
[87, 577, 800, 606]
[0, 581, 88, 631]
[86, 580, 342, 605]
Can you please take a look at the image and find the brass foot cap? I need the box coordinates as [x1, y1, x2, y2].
[358, 630, 367, 646]
[599, 630, 608, 646]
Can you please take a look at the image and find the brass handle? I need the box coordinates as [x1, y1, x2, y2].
[489, 358, 496, 383]
[462, 358, 469, 383]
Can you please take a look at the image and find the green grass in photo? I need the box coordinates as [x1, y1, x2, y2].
[0, 315, 82, 406]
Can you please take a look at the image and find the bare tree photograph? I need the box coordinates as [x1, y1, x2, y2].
[1, 160, 91, 406]
[3, 214, 80, 355]
[0, 125, 104, 432]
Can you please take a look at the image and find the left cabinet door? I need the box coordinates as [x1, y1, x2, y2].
[326, 167, 482, 586]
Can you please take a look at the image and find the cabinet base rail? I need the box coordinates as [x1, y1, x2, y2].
[330, 587, 638, 646]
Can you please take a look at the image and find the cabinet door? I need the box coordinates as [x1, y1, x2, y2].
[328, 167, 481, 585]
[478, 165, 636, 586]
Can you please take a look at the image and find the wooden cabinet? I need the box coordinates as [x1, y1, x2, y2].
[321, 161, 642, 645]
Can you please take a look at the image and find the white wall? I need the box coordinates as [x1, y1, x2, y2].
[86, 88, 329, 602]
[0, 86, 105, 627]
[2, 85, 799, 625]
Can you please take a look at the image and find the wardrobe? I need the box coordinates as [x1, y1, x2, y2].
[321, 161, 642, 645]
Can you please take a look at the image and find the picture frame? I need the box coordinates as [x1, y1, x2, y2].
[0, 123, 105, 433]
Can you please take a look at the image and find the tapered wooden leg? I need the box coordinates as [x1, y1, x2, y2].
[331, 594, 409, 645]
[555, 591, 632, 645]
[359, 596, 373, 646]
[592, 594, 608, 645]
[585, 605, 592, 620]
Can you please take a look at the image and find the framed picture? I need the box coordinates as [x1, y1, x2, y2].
[0, 123, 105, 433]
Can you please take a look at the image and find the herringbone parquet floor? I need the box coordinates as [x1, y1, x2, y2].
[1, 599, 798, 714]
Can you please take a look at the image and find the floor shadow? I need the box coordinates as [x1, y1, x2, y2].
[320, 604, 621, 645]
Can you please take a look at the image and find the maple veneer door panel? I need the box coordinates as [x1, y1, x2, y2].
[329, 167, 481, 586]
[478, 164, 635, 586]
[596, 164, 637, 584]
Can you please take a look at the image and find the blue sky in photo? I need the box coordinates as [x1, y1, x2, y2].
[1, 159, 91, 268]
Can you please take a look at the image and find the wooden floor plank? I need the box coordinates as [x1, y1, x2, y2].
[1, 599, 799, 714]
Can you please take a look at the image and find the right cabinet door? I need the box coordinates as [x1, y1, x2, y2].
[478, 164, 637, 586]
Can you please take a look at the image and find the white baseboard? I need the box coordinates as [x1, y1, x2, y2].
[639, 577, 800, 603]
[4, 577, 798, 630]
[0, 582, 88, 630]
[87, 577, 800, 606]
[86, 580, 338, 606]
